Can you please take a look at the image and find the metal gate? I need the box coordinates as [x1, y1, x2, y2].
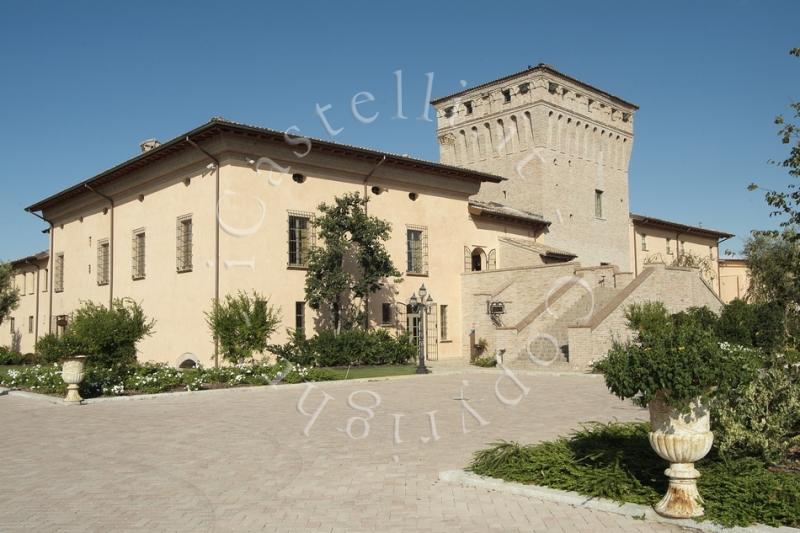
[426, 303, 438, 361]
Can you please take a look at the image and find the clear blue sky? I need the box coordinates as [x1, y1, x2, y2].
[1, 0, 798, 260]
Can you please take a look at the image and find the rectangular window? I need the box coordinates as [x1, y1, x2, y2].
[641, 234, 647, 252]
[502, 89, 511, 103]
[709, 245, 714, 259]
[28, 316, 33, 334]
[9, 317, 14, 334]
[295, 301, 305, 335]
[464, 101, 473, 115]
[381, 303, 392, 325]
[666, 238, 672, 255]
[97, 239, 110, 286]
[27, 272, 34, 295]
[54, 253, 64, 292]
[440, 305, 449, 341]
[595, 190, 604, 218]
[132, 229, 146, 280]
[679, 240, 685, 255]
[288, 212, 313, 267]
[22, 273, 26, 295]
[176, 215, 193, 272]
[42, 268, 48, 292]
[406, 225, 428, 275]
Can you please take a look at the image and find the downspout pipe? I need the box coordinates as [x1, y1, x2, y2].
[26, 210, 54, 335]
[361, 155, 386, 330]
[84, 184, 114, 308]
[24, 258, 41, 347]
[186, 136, 221, 368]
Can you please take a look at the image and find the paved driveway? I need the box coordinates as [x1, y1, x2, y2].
[0, 370, 679, 532]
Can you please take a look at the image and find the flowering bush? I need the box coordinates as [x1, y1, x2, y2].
[0, 359, 336, 398]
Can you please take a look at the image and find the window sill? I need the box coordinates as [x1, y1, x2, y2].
[287, 265, 309, 271]
[177, 268, 193, 274]
[440, 339, 452, 343]
[594, 217, 607, 221]
[132, 276, 146, 281]
[97, 282, 109, 287]
[406, 271, 429, 277]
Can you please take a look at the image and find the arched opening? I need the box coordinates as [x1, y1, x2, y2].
[176, 353, 200, 369]
[471, 248, 487, 272]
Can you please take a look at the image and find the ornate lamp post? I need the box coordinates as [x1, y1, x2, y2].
[410, 284, 434, 374]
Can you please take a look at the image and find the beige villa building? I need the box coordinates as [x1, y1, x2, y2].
[1, 64, 741, 368]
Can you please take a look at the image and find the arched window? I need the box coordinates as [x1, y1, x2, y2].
[471, 248, 487, 272]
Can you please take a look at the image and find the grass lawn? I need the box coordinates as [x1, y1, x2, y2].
[469, 421, 800, 528]
[320, 364, 418, 380]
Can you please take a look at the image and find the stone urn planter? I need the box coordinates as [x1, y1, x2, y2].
[648, 392, 714, 518]
[61, 356, 87, 405]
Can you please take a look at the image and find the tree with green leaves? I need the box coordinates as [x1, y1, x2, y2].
[305, 192, 401, 333]
[206, 291, 281, 364]
[0, 262, 20, 326]
[748, 47, 800, 232]
[744, 47, 800, 345]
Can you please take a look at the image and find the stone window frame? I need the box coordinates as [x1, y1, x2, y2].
[97, 239, 110, 286]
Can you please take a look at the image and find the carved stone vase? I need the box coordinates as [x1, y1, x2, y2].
[648, 392, 713, 518]
[61, 356, 87, 405]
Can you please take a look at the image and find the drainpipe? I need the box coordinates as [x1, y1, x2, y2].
[27, 210, 54, 335]
[186, 136, 221, 368]
[361, 156, 386, 330]
[24, 258, 41, 347]
[84, 184, 114, 308]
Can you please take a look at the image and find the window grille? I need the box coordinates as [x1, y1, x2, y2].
[54, 253, 64, 293]
[176, 215, 193, 272]
[97, 239, 110, 285]
[132, 229, 146, 280]
[28, 316, 33, 334]
[295, 301, 305, 336]
[288, 211, 314, 267]
[595, 190, 604, 218]
[464, 246, 471, 272]
[641, 234, 648, 252]
[679, 240, 685, 255]
[406, 225, 428, 274]
[666, 238, 672, 255]
[440, 305, 448, 341]
[43, 269, 48, 292]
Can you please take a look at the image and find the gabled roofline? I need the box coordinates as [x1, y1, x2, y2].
[8, 251, 49, 268]
[431, 63, 638, 110]
[26, 118, 506, 213]
[631, 213, 734, 240]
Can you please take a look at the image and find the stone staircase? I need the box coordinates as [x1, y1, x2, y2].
[506, 284, 622, 371]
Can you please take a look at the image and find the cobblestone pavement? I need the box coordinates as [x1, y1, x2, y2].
[0, 370, 683, 532]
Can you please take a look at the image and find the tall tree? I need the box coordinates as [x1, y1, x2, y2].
[305, 192, 401, 333]
[748, 48, 800, 234]
[0, 262, 20, 325]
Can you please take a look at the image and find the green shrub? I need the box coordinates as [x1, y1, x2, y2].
[713, 352, 800, 464]
[67, 299, 154, 368]
[270, 328, 415, 367]
[472, 356, 497, 367]
[594, 302, 752, 411]
[716, 299, 785, 352]
[0, 345, 26, 365]
[206, 291, 281, 363]
[0, 364, 65, 394]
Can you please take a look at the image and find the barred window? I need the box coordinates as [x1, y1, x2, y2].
[176, 215, 193, 272]
[288, 212, 314, 267]
[28, 315, 34, 334]
[295, 301, 305, 336]
[132, 229, 146, 280]
[641, 234, 647, 252]
[54, 253, 64, 293]
[97, 239, 110, 286]
[406, 225, 428, 274]
[666, 238, 672, 255]
[381, 303, 392, 325]
[440, 304, 449, 341]
[595, 189, 604, 218]
[679, 240, 685, 255]
[43, 268, 48, 292]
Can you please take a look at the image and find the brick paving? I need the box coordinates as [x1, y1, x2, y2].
[0, 370, 682, 532]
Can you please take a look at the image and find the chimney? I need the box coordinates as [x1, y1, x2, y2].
[139, 139, 161, 153]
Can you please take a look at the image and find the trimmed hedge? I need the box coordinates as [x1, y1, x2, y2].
[269, 328, 416, 367]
